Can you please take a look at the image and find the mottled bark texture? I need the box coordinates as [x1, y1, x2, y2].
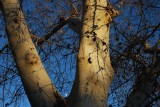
[67, 0, 119, 107]
[1, 0, 119, 106]
[1, 0, 65, 107]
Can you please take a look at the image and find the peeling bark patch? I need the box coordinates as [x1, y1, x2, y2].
[92, 31, 97, 36]
[85, 5, 89, 13]
[86, 82, 89, 85]
[85, 31, 90, 34]
[86, 5, 88, 9]
[106, 23, 109, 27]
[24, 53, 39, 65]
[102, 41, 106, 45]
[21, 30, 25, 34]
[17, 37, 29, 43]
[85, 82, 89, 93]
[88, 57, 92, 64]
[32, 70, 36, 73]
[30, 48, 35, 50]
[92, 37, 96, 42]
[86, 35, 90, 38]
[105, 3, 119, 18]
[101, 99, 104, 102]
[14, 19, 19, 23]
[108, 17, 112, 23]
[93, 25, 98, 29]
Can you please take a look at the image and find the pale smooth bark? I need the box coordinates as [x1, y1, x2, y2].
[1, 0, 119, 106]
[1, 0, 65, 107]
[67, 0, 118, 107]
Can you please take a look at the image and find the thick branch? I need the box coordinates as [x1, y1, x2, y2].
[1, 0, 66, 106]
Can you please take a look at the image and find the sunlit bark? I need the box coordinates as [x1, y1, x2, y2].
[67, 0, 118, 107]
[1, 0, 65, 107]
[1, 0, 119, 106]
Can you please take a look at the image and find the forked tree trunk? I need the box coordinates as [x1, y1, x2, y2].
[1, 0, 119, 107]
[67, 0, 118, 107]
[1, 0, 65, 107]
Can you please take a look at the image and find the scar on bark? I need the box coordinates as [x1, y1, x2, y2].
[24, 53, 39, 65]
[105, 2, 119, 18]
[88, 57, 92, 64]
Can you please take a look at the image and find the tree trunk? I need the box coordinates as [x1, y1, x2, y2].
[1, 0, 119, 106]
[126, 66, 158, 107]
[67, 0, 118, 107]
[1, 0, 65, 107]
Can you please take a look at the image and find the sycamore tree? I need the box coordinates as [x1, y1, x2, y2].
[0, 0, 119, 107]
[0, 0, 160, 107]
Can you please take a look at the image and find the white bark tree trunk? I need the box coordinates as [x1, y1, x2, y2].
[1, 0, 119, 106]
[1, 0, 65, 107]
[67, 0, 118, 107]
